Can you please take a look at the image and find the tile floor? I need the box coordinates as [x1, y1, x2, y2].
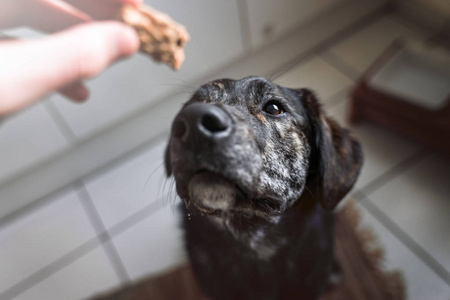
[0, 12, 449, 300]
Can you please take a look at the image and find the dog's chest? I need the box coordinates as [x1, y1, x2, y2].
[225, 220, 288, 260]
[184, 206, 335, 300]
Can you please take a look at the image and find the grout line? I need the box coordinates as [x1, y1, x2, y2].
[359, 148, 429, 196]
[269, 6, 394, 81]
[356, 192, 450, 286]
[0, 132, 169, 229]
[108, 198, 168, 239]
[317, 5, 441, 83]
[267, 55, 317, 82]
[75, 184, 107, 235]
[43, 99, 78, 144]
[266, 52, 317, 82]
[0, 238, 100, 300]
[236, 0, 253, 53]
[0, 185, 76, 230]
[100, 239, 131, 285]
[0, 193, 171, 300]
[75, 184, 130, 283]
[81, 132, 169, 185]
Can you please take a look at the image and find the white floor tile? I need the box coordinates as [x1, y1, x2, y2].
[84, 140, 174, 229]
[0, 189, 96, 295]
[112, 206, 186, 281]
[325, 96, 421, 188]
[50, 0, 244, 139]
[274, 56, 353, 101]
[0, 102, 68, 185]
[11, 247, 121, 300]
[367, 154, 450, 272]
[355, 202, 450, 300]
[327, 14, 431, 74]
[246, 0, 346, 49]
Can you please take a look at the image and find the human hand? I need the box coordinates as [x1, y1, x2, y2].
[0, 0, 142, 117]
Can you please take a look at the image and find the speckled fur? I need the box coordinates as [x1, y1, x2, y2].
[165, 77, 363, 300]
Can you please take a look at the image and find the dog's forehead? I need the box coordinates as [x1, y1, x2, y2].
[234, 76, 277, 93]
[192, 77, 284, 105]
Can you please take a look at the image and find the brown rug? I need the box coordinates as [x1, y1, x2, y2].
[92, 202, 405, 300]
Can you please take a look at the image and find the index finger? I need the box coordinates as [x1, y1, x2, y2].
[0, 21, 139, 116]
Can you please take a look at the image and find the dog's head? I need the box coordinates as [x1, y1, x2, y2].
[165, 77, 362, 220]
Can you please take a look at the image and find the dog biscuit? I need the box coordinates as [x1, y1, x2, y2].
[118, 4, 189, 70]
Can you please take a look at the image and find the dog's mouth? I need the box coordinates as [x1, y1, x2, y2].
[181, 170, 286, 220]
[186, 171, 243, 215]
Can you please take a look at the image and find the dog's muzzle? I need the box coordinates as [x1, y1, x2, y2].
[170, 103, 239, 212]
[172, 103, 233, 149]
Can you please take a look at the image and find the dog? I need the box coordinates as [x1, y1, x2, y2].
[164, 76, 363, 300]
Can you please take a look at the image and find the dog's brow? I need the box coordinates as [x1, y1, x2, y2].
[236, 77, 277, 104]
[238, 77, 271, 91]
[193, 83, 226, 103]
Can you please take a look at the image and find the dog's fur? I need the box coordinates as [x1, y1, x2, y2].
[165, 77, 363, 300]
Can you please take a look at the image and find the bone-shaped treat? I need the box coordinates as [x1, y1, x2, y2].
[119, 4, 189, 70]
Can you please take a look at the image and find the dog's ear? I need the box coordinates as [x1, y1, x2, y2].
[299, 89, 363, 211]
[164, 144, 172, 177]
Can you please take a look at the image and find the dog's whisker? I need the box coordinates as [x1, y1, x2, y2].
[161, 176, 174, 208]
[157, 175, 167, 201]
[144, 161, 165, 190]
[168, 178, 178, 206]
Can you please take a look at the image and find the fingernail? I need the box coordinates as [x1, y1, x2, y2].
[60, 81, 89, 102]
[74, 84, 89, 102]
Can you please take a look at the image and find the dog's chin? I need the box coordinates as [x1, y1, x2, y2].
[187, 172, 237, 215]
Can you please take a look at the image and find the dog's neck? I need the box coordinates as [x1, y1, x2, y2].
[203, 214, 283, 260]
[198, 196, 318, 260]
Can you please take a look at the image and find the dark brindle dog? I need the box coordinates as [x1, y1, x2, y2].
[165, 77, 363, 300]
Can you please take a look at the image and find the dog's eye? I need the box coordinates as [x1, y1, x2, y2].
[263, 101, 285, 115]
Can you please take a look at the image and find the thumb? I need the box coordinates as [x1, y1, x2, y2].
[0, 21, 139, 116]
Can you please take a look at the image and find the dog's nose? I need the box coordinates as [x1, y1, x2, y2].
[172, 103, 232, 142]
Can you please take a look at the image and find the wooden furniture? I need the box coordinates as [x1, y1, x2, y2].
[350, 39, 450, 155]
